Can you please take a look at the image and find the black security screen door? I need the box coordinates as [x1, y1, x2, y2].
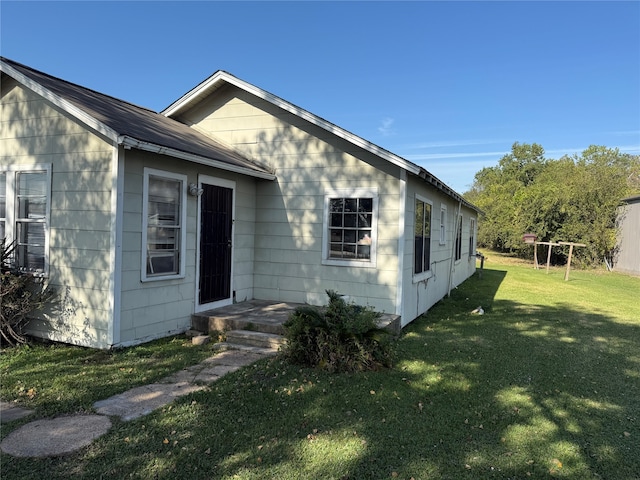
[199, 184, 233, 305]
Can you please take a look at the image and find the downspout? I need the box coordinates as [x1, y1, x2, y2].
[447, 199, 462, 297]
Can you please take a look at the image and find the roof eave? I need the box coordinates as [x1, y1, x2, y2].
[162, 71, 485, 210]
[1, 59, 119, 143]
[415, 168, 483, 214]
[162, 71, 422, 177]
[118, 136, 276, 180]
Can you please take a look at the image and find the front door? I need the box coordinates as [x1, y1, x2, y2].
[197, 178, 234, 309]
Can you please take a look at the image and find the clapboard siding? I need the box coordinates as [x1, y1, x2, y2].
[1, 75, 114, 347]
[179, 84, 401, 314]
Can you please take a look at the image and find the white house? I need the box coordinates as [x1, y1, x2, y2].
[1, 57, 480, 349]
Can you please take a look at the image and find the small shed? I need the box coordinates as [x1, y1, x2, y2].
[614, 195, 640, 276]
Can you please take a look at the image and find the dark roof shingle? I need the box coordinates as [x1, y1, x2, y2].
[1, 57, 272, 177]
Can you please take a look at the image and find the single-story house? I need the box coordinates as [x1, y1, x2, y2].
[613, 195, 640, 276]
[1, 57, 480, 349]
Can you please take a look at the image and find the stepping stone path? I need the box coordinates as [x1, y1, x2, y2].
[0, 415, 112, 458]
[0, 401, 34, 423]
[0, 347, 275, 458]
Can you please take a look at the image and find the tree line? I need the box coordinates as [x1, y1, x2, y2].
[463, 143, 640, 267]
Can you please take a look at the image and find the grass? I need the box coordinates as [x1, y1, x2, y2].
[1, 254, 639, 479]
[0, 335, 216, 417]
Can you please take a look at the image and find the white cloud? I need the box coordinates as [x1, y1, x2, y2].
[403, 139, 507, 149]
[378, 117, 395, 136]
[607, 130, 640, 137]
[405, 150, 509, 161]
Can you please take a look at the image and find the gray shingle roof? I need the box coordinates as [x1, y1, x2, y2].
[1, 57, 272, 177]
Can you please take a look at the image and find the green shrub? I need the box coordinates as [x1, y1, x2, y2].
[282, 290, 394, 372]
[1, 238, 57, 346]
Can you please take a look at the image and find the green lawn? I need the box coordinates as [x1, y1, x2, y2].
[1, 256, 639, 479]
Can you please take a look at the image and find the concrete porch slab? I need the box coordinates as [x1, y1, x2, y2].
[191, 299, 300, 335]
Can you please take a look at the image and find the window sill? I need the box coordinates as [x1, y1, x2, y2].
[322, 258, 376, 268]
[16, 271, 48, 279]
[412, 269, 434, 284]
[141, 273, 186, 283]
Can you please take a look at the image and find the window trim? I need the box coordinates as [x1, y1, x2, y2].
[413, 194, 433, 282]
[1, 164, 52, 276]
[322, 188, 378, 268]
[141, 168, 187, 282]
[439, 204, 447, 245]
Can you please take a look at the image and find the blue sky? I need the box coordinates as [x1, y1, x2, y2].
[2, 1, 639, 193]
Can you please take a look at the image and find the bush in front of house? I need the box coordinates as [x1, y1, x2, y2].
[282, 290, 394, 373]
[1, 238, 57, 346]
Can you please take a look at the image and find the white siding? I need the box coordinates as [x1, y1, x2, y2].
[400, 176, 477, 325]
[1, 76, 114, 347]
[117, 150, 257, 344]
[178, 85, 401, 314]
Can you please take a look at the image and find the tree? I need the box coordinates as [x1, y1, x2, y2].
[465, 144, 640, 266]
[465, 142, 547, 252]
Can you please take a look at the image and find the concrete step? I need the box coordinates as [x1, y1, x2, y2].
[224, 330, 286, 349]
[377, 313, 402, 336]
[191, 313, 286, 335]
[212, 342, 280, 356]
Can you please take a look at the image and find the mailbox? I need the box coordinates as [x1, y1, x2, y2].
[523, 233, 537, 244]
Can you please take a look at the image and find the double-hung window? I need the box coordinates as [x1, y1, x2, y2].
[469, 218, 476, 257]
[439, 205, 447, 245]
[454, 214, 463, 261]
[323, 189, 378, 267]
[142, 168, 187, 281]
[414, 196, 432, 275]
[0, 165, 52, 275]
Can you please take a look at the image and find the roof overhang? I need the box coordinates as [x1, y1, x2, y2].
[162, 71, 422, 176]
[1, 59, 275, 181]
[1, 59, 120, 142]
[620, 194, 640, 205]
[163, 70, 482, 213]
[118, 136, 275, 180]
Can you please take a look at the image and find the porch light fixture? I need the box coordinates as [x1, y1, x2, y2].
[189, 183, 204, 196]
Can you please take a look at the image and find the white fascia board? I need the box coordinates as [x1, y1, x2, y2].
[118, 136, 276, 180]
[161, 70, 229, 117]
[0, 61, 120, 142]
[162, 71, 422, 176]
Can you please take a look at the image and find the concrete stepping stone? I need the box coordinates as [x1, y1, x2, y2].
[1, 344, 278, 457]
[0, 415, 111, 457]
[93, 349, 272, 421]
[0, 401, 34, 423]
[94, 382, 206, 421]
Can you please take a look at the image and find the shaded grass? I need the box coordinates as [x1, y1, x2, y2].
[0, 335, 216, 417]
[1, 258, 639, 479]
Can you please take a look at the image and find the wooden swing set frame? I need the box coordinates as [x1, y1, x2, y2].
[533, 241, 587, 281]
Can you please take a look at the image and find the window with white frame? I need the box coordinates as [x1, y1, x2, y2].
[454, 214, 463, 261]
[414, 196, 432, 275]
[469, 218, 476, 257]
[1, 165, 51, 275]
[142, 168, 187, 280]
[439, 205, 447, 245]
[323, 189, 378, 267]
